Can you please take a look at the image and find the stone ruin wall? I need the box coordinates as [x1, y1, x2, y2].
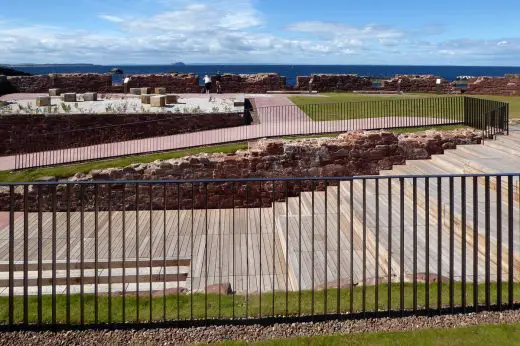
[465, 76, 520, 95]
[2, 72, 520, 95]
[295, 74, 373, 92]
[381, 75, 454, 93]
[0, 129, 482, 212]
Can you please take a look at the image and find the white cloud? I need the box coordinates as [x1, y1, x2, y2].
[1, 1, 520, 65]
[98, 15, 125, 23]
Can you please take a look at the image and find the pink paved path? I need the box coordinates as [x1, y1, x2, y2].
[0, 95, 457, 170]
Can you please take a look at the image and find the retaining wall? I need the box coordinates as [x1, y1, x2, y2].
[0, 112, 246, 155]
[0, 129, 481, 211]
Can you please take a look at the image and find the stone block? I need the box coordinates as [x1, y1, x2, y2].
[83, 92, 97, 101]
[62, 93, 77, 102]
[155, 87, 167, 94]
[36, 96, 51, 107]
[165, 94, 178, 104]
[141, 87, 152, 95]
[48, 88, 61, 96]
[150, 95, 166, 107]
[140, 94, 152, 104]
[129, 88, 141, 95]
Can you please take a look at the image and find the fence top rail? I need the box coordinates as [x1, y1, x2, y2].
[2, 172, 520, 186]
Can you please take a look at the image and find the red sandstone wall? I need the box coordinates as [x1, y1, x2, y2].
[0, 112, 246, 155]
[0, 129, 481, 212]
[126, 73, 200, 93]
[466, 76, 520, 95]
[210, 73, 286, 93]
[295, 74, 372, 92]
[6, 73, 112, 93]
[381, 75, 453, 93]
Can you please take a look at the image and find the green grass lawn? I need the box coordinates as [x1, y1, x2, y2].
[0, 282, 516, 325]
[218, 323, 520, 345]
[289, 93, 520, 121]
[289, 93, 464, 121]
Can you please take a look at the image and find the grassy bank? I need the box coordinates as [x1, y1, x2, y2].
[0, 142, 249, 183]
[218, 323, 520, 345]
[0, 282, 516, 325]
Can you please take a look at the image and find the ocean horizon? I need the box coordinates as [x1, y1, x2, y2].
[8, 64, 520, 86]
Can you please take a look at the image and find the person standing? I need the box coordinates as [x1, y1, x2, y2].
[215, 73, 222, 94]
[203, 74, 212, 94]
[308, 76, 314, 93]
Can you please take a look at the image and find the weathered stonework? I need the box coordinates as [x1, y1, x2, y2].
[466, 76, 520, 95]
[295, 74, 372, 92]
[381, 75, 453, 93]
[0, 129, 481, 212]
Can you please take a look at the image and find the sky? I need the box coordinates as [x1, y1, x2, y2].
[1, 0, 519, 65]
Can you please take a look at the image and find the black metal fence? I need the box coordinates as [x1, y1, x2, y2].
[0, 173, 519, 330]
[4, 96, 507, 170]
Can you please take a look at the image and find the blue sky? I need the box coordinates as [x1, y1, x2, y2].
[1, 0, 519, 65]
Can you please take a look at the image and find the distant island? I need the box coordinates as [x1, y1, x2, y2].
[172, 62, 186, 66]
[0, 66, 32, 76]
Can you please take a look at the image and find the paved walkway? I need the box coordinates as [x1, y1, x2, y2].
[0, 95, 457, 170]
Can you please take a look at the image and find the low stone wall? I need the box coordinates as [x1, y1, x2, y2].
[381, 75, 453, 93]
[0, 112, 246, 155]
[126, 73, 200, 93]
[211, 73, 286, 93]
[6, 73, 112, 93]
[295, 74, 372, 92]
[466, 76, 520, 95]
[0, 129, 481, 211]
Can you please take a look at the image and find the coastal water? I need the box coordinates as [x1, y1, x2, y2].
[10, 64, 520, 86]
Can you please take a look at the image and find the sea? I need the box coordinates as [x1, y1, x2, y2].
[9, 64, 520, 86]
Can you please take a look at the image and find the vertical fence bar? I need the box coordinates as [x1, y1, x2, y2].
[336, 179, 341, 316]
[473, 176, 479, 312]
[149, 184, 153, 321]
[362, 179, 367, 316]
[122, 184, 127, 323]
[23, 186, 29, 325]
[508, 176, 514, 308]
[413, 178, 417, 312]
[272, 181, 277, 317]
[461, 177, 467, 312]
[80, 185, 85, 325]
[437, 177, 442, 313]
[485, 176, 490, 309]
[387, 178, 392, 316]
[51, 186, 57, 325]
[8, 186, 14, 327]
[324, 180, 328, 315]
[497, 176, 502, 309]
[135, 183, 140, 324]
[425, 177, 430, 312]
[350, 180, 354, 314]
[94, 185, 99, 324]
[399, 178, 405, 315]
[375, 179, 379, 314]
[449, 177, 454, 313]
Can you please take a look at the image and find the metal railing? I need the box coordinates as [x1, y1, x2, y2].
[0, 173, 519, 329]
[5, 96, 507, 170]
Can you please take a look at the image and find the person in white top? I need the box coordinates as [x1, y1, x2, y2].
[203, 74, 212, 94]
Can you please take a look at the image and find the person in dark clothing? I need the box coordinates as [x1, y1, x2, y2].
[215, 73, 222, 94]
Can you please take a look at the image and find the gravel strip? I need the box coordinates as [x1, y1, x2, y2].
[1, 310, 520, 345]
